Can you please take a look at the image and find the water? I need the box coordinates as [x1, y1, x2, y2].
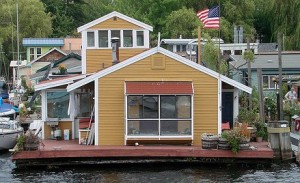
[1, 151, 300, 183]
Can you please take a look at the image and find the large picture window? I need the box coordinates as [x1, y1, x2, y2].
[127, 95, 192, 136]
[47, 91, 70, 119]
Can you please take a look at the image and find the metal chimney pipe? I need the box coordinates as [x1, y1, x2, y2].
[111, 37, 120, 65]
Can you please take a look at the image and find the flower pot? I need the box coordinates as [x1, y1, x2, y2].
[24, 143, 39, 151]
[256, 136, 263, 142]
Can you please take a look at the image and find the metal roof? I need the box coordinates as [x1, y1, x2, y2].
[230, 54, 300, 69]
[22, 38, 64, 47]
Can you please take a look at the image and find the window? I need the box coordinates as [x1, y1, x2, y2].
[98, 30, 108, 47]
[136, 31, 144, 46]
[36, 48, 42, 58]
[127, 95, 192, 136]
[29, 48, 34, 61]
[111, 30, 121, 47]
[47, 91, 70, 119]
[263, 75, 277, 89]
[123, 30, 133, 47]
[87, 32, 95, 47]
[77, 92, 93, 117]
[234, 50, 242, 55]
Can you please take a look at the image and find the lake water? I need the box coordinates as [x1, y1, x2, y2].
[1, 151, 300, 182]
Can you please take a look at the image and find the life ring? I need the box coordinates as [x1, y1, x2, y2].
[295, 121, 300, 131]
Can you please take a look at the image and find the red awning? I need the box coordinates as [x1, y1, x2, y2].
[125, 81, 193, 94]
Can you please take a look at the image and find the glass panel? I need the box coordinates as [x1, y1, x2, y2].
[262, 76, 268, 88]
[127, 96, 143, 118]
[87, 32, 95, 47]
[36, 48, 42, 57]
[77, 93, 92, 117]
[47, 91, 70, 118]
[98, 30, 108, 47]
[123, 30, 133, 47]
[182, 45, 186, 51]
[136, 31, 144, 46]
[143, 96, 158, 118]
[111, 30, 121, 47]
[127, 120, 158, 135]
[176, 96, 191, 118]
[176, 45, 180, 52]
[160, 120, 191, 135]
[270, 76, 276, 89]
[161, 96, 176, 118]
[30, 48, 34, 54]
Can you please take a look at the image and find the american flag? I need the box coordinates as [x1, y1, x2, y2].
[197, 6, 220, 29]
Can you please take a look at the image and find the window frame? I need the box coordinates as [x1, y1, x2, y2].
[86, 29, 147, 49]
[262, 75, 278, 89]
[125, 94, 193, 139]
[46, 89, 70, 120]
[29, 47, 35, 61]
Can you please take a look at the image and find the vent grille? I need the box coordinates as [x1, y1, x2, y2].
[151, 55, 165, 70]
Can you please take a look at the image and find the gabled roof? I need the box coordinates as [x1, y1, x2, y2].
[27, 48, 67, 66]
[34, 74, 87, 91]
[230, 53, 300, 70]
[23, 38, 64, 47]
[77, 11, 153, 32]
[36, 52, 81, 73]
[67, 47, 252, 94]
[10, 60, 27, 67]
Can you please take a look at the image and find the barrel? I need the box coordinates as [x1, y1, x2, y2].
[267, 120, 293, 160]
[201, 134, 218, 149]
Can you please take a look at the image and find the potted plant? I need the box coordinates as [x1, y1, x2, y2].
[256, 130, 265, 142]
[18, 103, 27, 123]
[24, 130, 40, 151]
[58, 64, 67, 74]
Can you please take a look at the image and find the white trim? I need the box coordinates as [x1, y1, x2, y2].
[124, 81, 127, 145]
[94, 78, 99, 145]
[218, 75, 222, 135]
[41, 90, 46, 139]
[35, 75, 86, 91]
[82, 31, 87, 74]
[27, 48, 67, 66]
[233, 88, 239, 123]
[67, 47, 252, 94]
[77, 11, 153, 32]
[70, 91, 75, 140]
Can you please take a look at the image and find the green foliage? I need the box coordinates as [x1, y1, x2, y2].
[224, 128, 243, 153]
[238, 107, 257, 123]
[163, 8, 200, 38]
[243, 50, 255, 62]
[21, 76, 28, 90]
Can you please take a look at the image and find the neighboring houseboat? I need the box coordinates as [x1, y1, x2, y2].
[34, 11, 252, 147]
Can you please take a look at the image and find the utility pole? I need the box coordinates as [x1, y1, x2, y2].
[247, 37, 252, 110]
[16, 2, 20, 88]
[278, 32, 283, 120]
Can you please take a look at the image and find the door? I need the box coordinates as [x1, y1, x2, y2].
[222, 92, 233, 128]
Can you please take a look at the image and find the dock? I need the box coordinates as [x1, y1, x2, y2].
[12, 140, 274, 168]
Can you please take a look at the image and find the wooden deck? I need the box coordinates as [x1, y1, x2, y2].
[12, 139, 274, 168]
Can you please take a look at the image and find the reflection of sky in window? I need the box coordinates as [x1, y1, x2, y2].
[47, 92, 69, 101]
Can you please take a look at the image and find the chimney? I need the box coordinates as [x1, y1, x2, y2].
[111, 37, 120, 65]
[238, 26, 243, 43]
[234, 25, 238, 43]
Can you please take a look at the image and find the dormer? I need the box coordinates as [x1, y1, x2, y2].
[78, 11, 153, 74]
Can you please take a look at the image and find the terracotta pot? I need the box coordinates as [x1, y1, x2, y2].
[256, 136, 263, 142]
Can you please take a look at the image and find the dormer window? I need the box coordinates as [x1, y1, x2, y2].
[98, 30, 108, 47]
[87, 32, 95, 47]
[123, 30, 133, 47]
[86, 29, 147, 49]
[137, 31, 144, 46]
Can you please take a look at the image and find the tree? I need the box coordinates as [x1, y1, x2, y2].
[163, 8, 200, 39]
[0, 0, 52, 81]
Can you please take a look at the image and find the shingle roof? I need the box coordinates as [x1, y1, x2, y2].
[230, 53, 300, 70]
[22, 38, 64, 47]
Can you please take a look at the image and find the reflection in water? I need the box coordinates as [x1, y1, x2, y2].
[1, 152, 300, 182]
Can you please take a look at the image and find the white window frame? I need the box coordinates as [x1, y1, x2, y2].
[29, 47, 35, 61]
[36, 47, 42, 58]
[125, 94, 193, 140]
[86, 29, 148, 49]
[262, 75, 278, 89]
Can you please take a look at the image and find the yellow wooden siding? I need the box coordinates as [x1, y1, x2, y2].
[97, 53, 218, 146]
[90, 17, 142, 29]
[43, 121, 72, 139]
[86, 49, 146, 73]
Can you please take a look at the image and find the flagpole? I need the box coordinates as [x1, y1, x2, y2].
[198, 26, 201, 64]
[217, 2, 221, 135]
